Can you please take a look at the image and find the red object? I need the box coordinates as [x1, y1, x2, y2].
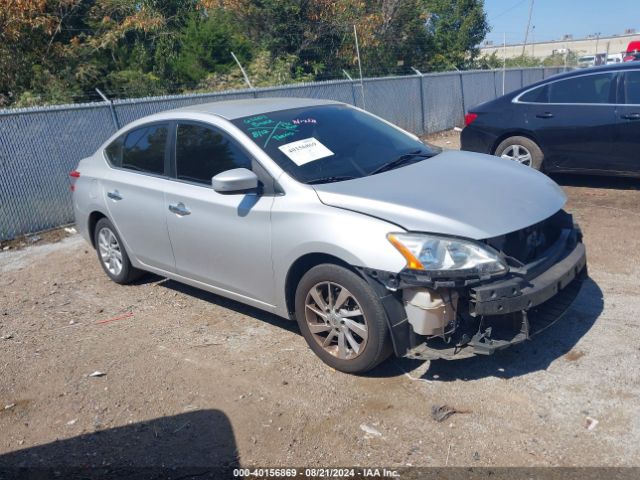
[69, 170, 80, 191]
[624, 41, 640, 62]
[96, 311, 134, 325]
[464, 112, 478, 126]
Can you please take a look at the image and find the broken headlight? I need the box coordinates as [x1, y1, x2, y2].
[387, 233, 508, 275]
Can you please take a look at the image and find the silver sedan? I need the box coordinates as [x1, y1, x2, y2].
[71, 98, 587, 373]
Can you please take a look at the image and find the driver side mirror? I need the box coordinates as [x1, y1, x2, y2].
[212, 168, 259, 194]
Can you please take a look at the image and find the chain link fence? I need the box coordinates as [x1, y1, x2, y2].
[0, 67, 565, 241]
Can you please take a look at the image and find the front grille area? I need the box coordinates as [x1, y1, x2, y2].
[483, 210, 573, 265]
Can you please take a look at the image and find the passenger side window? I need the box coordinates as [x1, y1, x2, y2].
[120, 124, 168, 175]
[175, 123, 252, 185]
[623, 71, 640, 104]
[548, 73, 615, 104]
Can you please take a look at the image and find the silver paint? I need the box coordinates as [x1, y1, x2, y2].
[73, 98, 566, 320]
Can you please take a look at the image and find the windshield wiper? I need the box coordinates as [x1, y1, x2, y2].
[368, 151, 434, 176]
[306, 175, 357, 185]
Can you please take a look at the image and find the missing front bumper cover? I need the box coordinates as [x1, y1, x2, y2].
[359, 223, 587, 361]
[404, 267, 586, 360]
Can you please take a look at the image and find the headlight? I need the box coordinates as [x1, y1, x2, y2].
[387, 233, 507, 275]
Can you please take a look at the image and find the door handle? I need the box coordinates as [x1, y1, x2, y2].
[107, 190, 122, 201]
[535, 112, 554, 119]
[621, 112, 640, 120]
[168, 202, 191, 216]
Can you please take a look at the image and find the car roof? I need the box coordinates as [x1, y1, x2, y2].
[169, 97, 343, 120]
[546, 61, 637, 79]
[500, 62, 639, 98]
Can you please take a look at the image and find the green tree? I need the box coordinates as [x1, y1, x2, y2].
[170, 10, 252, 85]
[424, 0, 489, 70]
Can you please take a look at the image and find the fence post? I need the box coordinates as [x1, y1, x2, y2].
[459, 72, 466, 118]
[343, 70, 358, 107]
[411, 67, 426, 135]
[95, 88, 120, 130]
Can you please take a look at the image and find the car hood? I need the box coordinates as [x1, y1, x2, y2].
[312, 150, 566, 240]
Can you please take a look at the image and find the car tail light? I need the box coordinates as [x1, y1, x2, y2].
[69, 170, 80, 191]
[464, 112, 478, 126]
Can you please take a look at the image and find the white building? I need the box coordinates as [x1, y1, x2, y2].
[480, 32, 639, 59]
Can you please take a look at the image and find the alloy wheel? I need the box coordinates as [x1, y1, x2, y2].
[97, 227, 123, 276]
[500, 144, 532, 166]
[304, 282, 368, 360]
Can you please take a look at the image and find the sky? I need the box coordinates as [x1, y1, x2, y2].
[484, 0, 639, 45]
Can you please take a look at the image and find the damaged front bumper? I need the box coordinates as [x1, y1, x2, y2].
[360, 218, 588, 361]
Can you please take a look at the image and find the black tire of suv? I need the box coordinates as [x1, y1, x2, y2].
[494, 136, 545, 170]
[93, 218, 144, 284]
[294, 264, 392, 374]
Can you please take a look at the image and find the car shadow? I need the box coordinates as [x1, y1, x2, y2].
[550, 173, 640, 190]
[133, 273, 602, 383]
[145, 275, 299, 335]
[371, 276, 604, 382]
[0, 409, 238, 479]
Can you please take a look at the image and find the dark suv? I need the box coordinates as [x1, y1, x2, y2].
[461, 63, 640, 176]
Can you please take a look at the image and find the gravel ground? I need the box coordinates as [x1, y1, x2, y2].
[1, 131, 639, 470]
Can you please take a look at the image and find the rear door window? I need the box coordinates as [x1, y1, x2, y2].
[622, 71, 640, 104]
[175, 123, 252, 185]
[548, 73, 616, 104]
[120, 124, 168, 175]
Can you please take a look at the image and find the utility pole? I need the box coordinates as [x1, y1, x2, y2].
[521, 0, 535, 56]
[531, 26, 536, 57]
[595, 32, 601, 54]
[502, 33, 507, 95]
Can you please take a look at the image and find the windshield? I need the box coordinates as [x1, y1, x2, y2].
[231, 105, 439, 184]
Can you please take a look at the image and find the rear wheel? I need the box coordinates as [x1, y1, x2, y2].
[295, 264, 392, 374]
[94, 218, 143, 284]
[494, 136, 544, 170]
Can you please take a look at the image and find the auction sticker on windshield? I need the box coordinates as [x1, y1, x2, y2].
[278, 137, 334, 166]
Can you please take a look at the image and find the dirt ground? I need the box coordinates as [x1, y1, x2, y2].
[1, 130, 639, 472]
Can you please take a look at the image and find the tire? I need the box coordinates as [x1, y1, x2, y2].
[93, 218, 143, 284]
[294, 264, 392, 374]
[494, 136, 544, 170]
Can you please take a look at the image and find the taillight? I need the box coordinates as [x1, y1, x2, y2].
[69, 170, 80, 191]
[464, 113, 478, 126]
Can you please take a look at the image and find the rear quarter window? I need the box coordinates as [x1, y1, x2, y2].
[518, 85, 549, 103]
[104, 136, 123, 167]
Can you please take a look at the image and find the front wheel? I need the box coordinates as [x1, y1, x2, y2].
[494, 136, 544, 170]
[294, 264, 392, 374]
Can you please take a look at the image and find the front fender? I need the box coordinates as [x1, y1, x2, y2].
[270, 198, 407, 318]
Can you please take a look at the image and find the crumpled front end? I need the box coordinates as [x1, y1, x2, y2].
[359, 210, 587, 361]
